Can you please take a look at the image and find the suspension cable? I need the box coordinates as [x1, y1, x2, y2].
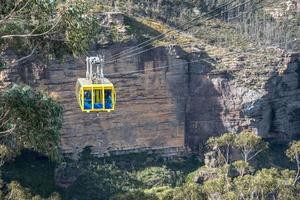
[104, 0, 256, 64]
[104, 0, 243, 63]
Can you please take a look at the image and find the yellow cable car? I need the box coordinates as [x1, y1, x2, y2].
[75, 56, 116, 112]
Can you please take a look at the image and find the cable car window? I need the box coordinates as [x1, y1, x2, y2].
[84, 89, 92, 110]
[104, 89, 112, 109]
[93, 89, 103, 109]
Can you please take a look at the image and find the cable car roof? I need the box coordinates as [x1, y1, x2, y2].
[77, 78, 113, 86]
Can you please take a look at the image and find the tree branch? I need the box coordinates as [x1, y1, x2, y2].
[293, 156, 300, 185]
[248, 149, 263, 161]
[1, 16, 61, 39]
[0, 125, 16, 137]
[14, 47, 36, 63]
[0, 108, 10, 121]
[0, 118, 11, 129]
[0, 0, 30, 24]
[6, 47, 37, 67]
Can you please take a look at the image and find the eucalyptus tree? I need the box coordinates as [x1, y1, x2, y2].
[207, 132, 236, 165]
[234, 130, 267, 163]
[286, 140, 300, 185]
[232, 160, 250, 177]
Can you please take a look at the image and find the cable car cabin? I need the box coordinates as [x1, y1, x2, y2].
[76, 78, 116, 112]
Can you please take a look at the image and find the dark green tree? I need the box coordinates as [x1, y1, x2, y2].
[136, 166, 175, 188]
[0, 0, 99, 63]
[0, 84, 63, 162]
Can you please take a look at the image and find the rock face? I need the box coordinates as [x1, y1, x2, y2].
[189, 53, 300, 151]
[247, 54, 300, 140]
[2, 46, 300, 157]
[39, 46, 187, 157]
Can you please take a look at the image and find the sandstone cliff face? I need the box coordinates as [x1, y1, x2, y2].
[2, 46, 300, 157]
[48, 46, 191, 157]
[186, 53, 300, 152]
[246, 54, 300, 140]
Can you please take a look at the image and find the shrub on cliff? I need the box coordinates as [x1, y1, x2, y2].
[66, 164, 138, 200]
[135, 166, 176, 188]
[111, 190, 159, 200]
[5, 181, 61, 200]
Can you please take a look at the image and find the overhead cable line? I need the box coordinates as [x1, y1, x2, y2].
[107, 0, 280, 65]
[104, 0, 256, 64]
[104, 0, 243, 63]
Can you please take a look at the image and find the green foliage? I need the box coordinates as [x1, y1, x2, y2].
[206, 131, 267, 165]
[66, 163, 138, 200]
[277, 185, 300, 200]
[0, 85, 62, 199]
[203, 176, 227, 199]
[6, 181, 31, 200]
[167, 183, 204, 200]
[143, 183, 204, 200]
[144, 186, 174, 199]
[0, 0, 59, 55]
[200, 165, 299, 200]
[2, 151, 59, 198]
[58, 0, 98, 56]
[207, 132, 236, 164]
[232, 160, 251, 176]
[5, 181, 61, 200]
[252, 168, 281, 198]
[286, 140, 300, 184]
[111, 190, 159, 200]
[197, 134, 299, 200]
[0, 0, 122, 60]
[185, 169, 199, 184]
[234, 168, 297, 200]
[233, 174, 254, 199]
[234, 130, 268, 162]
[2, 149, 200, 200]
[286, 141, 300, 162]
[0, 144, 14, 166]
[66, 159, 190, 200]
[0, 84, 63, 161]
[135, 166, 176, 188]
